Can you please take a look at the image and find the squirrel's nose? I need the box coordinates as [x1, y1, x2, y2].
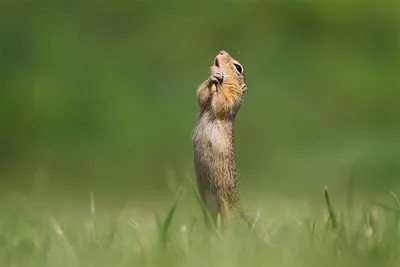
[219, 50, 226, 55]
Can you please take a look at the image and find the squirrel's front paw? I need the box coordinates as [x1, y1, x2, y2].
[209, 66, 223, 85]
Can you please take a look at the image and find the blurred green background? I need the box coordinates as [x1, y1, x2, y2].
[0, 2, 399, 200]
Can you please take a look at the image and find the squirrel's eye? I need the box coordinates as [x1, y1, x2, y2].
[233, 63, 243, 74]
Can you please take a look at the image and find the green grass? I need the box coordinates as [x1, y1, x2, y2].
[1, 186, 400, 267]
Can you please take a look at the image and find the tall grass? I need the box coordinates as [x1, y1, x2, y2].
[1, 183, 400, 267]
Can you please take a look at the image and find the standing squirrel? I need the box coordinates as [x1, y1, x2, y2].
[192, 50, 248, 224]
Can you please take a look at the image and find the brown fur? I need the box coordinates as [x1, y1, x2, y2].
[192, 50, 247, 223]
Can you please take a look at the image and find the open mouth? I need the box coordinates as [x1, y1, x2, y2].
[214, 57, 220, 67]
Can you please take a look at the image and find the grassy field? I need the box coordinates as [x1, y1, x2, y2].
[1, 3, 398, 267]
[2, 184, 400, 267]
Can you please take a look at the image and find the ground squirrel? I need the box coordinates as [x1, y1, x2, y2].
[192, 50, 248, 224]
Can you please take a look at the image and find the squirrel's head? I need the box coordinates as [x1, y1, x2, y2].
[211, 50, 247, 93]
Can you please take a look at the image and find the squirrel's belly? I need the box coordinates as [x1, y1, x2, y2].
[193, 122, 232, 187]
[196, 121, 227, 152]
[193, 119, 237, 216]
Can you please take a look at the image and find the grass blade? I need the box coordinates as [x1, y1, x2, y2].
[159, 187, 183, 247]
[90, 191, 97, 244]
[389, 190, 400, 210]
[49, 216, 78, 266]
[187, 174, 216, 231]
[324, 186, 338, 229]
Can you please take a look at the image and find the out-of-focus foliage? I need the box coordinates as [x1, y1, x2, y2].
[0, 2, 399, 197]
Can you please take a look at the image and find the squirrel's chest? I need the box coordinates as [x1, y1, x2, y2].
[193, 117, 232, 156]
